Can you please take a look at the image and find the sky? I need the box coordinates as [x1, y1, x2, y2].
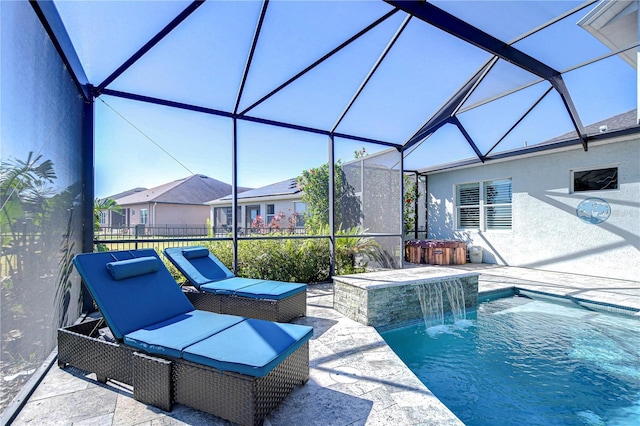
[47, 0, 637, 199]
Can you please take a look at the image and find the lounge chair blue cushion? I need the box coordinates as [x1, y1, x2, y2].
[107, 256, 159, 280]
[183, 319, 313, 378]
[164, 246, 234, 288]
[200, 277, 266, 295]
[73, 249, 194, 340]
[233, 280, 306, 300]
[124, 310, 244, 358]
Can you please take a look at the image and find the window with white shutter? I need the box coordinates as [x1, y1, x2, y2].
[484, 179, 512, 230]
[455, 178, 512, 231]
[456, 183, 480, 229]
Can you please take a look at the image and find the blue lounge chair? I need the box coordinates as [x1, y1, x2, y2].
[58, 249, 312, 426]
[164, 246, 307, 322]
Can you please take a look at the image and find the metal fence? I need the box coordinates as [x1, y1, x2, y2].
[96, 225, 308, 239]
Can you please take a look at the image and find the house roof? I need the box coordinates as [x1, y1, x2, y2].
[544, 109, 639, 144]
[100, 187, 146, 203]
[419, 109, 639, 174]
[209, 178, 301, 203]
[116, 174, 240, 206]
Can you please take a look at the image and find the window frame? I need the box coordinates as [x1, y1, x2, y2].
[454, 178, 512, 231]
[246, 205, 260, 228]
[570, 164, 619, 193]
[140, 208, 148, 225]
[293, 201, 306, 227]
[266, 204, 275, 225]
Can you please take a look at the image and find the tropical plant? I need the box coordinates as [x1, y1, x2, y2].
[93, 197, 121, 251]
[93, 197, 121, 232]
[1, 152, 82, 401]
[403, 174, 422, 235]
[1, 152, 57, 277]
[334, 225, 380, 274]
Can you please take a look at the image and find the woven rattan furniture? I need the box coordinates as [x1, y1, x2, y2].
[164, 246, 307, 322]
[58, 249, 312, 426]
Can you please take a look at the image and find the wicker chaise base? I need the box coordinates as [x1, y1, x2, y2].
[57, 318, 310, 425]
[185, 289, 307, 323]
[173, 343, 309, 426]
[57, 319, 173, 411]
[57, 319, 136, 385]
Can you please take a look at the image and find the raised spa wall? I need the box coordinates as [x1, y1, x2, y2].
[333, 267, 479, 329]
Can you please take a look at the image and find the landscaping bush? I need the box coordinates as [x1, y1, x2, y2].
[162, 230, 378, 285]
[214, 238, 330, 283]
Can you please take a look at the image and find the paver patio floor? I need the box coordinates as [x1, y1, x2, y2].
[10, 265, 639, 425]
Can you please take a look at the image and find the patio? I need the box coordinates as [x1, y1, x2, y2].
[2, 0, 639, 423]
[10, 265, 639, 425]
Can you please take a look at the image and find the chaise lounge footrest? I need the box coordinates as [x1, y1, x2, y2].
[173, 342, 309, 426]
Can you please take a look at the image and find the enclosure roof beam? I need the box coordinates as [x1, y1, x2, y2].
[31, 0, 90, 100]
[549, 75, 588, 151]
[96, 0, 206, 94]
[402, 58, 495, 152]
[484, 86, 553, 158]
[385, 0, 560, 80]
[331, 14, 412, 133]
[451, 117, 484, 162]
[101, 88, 402, 149]
[238, 8, 400, 116]
[234, 0, 270, 114]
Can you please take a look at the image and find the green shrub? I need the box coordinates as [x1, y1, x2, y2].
[166, 233, 376, 285]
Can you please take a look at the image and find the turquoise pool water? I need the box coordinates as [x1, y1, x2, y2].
[380, 295, 640, 426]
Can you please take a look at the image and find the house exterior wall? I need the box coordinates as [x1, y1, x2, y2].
[426, 136, 640, 281]
[210, 197, 305, 232]
[152, 204, 210, 226]
[121, 203, 148, 226]
[117, 203, 209, 226]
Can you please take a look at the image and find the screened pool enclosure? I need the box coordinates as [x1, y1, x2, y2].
[1, 0, 637, 419]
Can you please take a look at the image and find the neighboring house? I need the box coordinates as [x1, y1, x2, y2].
[101, 174, 241, 236]
[97, 187, 145, 228]
[206, 178, 307, 234]
[422, 111, 640, 281]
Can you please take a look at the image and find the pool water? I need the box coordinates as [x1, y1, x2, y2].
[380, 295, 640, 426]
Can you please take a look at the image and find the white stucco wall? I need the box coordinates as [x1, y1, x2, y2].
[426, 135, 640, 281]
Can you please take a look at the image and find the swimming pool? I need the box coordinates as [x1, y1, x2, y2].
[380, 295, 640, 426]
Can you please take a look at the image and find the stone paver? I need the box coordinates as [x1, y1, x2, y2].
[9, 266, 639, 425]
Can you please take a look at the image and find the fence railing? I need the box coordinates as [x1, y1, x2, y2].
[96, 225, 308, 239]
[93, 225, 317, 256]
[94, 225, 307, 241]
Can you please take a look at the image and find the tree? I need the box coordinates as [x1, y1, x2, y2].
[297, 161, 361, 233]
[93, 197, 121, 251]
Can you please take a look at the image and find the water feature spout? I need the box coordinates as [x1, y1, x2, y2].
[414, 278, 467, 329]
